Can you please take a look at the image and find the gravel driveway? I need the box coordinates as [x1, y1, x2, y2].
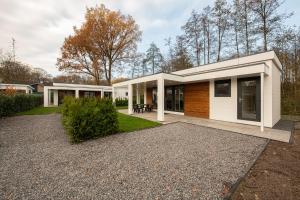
[0, 114, 267, 200]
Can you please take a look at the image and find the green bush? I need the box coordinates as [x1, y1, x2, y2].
[61, 96, 119, 143]
[0, 94, 43, 117]
[115, 97, 128, 106]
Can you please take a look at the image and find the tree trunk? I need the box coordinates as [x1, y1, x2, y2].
[217, 27, 221, 62]
[244, 0, 250, 55]
[108, 58, 112, 85]
[203, 30, 206, 64]
[263, 17, 268, 51]
[207, 24, 210, 64]
[235, 27, 240, 57]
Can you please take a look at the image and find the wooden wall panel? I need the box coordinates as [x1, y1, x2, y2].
[146, 88, 153, 104]
[184, 82, 209, 118]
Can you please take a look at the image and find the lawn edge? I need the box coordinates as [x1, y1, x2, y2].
[224, 139, 270, 199]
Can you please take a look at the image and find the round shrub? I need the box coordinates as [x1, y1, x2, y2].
[61, 96, 119, 143]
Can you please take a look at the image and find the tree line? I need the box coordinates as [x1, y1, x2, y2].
[130, 0, 299, 115]
[0, 51, 52, 85]
[133, 0, 294, 76]
[0, 0, 299, 114]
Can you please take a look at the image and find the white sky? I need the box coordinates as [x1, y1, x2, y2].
[0, 0, 299, 77]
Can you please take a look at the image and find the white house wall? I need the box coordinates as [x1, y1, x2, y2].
[209, 77, 237, 123]
[209, 73, 275, 128]
[272, 60, 281, 126]
[263, 61, 273, 127]
[114, 87, 128, 99]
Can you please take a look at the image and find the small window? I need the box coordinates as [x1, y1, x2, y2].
[215, 79, 231, 97]
[125, 92, 128, 96]
[104, 91, 112, 98]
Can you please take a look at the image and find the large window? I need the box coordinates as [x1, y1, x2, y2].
[215, 79, 231, 97]
[164, 85, 184, 112]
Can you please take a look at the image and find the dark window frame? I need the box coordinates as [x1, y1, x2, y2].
[237, 77, 261, 122]
[214, 79, 231, 97]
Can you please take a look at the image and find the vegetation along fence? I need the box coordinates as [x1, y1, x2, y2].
[0, 94, 43, 117]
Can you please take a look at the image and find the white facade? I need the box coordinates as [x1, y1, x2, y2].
[0, 84, 34, 94]
[44, 83, 127, 107]
[113, 51, 282, 129]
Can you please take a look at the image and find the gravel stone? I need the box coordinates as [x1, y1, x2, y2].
[0, 114, 267, 200]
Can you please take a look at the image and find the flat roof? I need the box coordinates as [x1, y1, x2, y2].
[52, 83, 112, 89]
[113, 51, 278, 87]
[0, 83, 34, 90]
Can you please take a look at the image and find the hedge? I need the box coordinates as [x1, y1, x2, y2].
[61, 96, 119, 143]
[0, 94, 43, 117]
[115, 97, 128, 107]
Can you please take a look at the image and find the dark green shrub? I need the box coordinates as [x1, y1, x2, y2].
[115, 97, 128, 107]
[61, 96, 119, 143]
[0, 94, 43, 117]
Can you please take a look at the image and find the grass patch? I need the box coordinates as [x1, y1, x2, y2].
[118, 112, 160, 132]
[15, 106, 159, 134]
[116, 105, 128, 110]
[16, 106, 61, 116]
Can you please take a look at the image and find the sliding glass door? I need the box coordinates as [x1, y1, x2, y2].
[237, 77, 261, 121]
[164, 85, 184, 112]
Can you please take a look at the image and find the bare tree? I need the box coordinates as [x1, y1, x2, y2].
[230, 0, 242, 57]
[182, 10, 202, 66]
[202, 6, 213, 64]
[212, 0, 230, 61]
[250, 0, 292, 51]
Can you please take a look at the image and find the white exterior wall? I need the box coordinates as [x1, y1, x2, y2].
[272, 61, 281, 126]
[209, 77, 237, 123]
[53, 90, 58, 106]
[114, 87, 128, 99]
[44, 87, 49, 107]
[209, 70, 277, 128]
[43, 83, 114, 107]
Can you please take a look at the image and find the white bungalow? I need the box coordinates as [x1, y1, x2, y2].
[0, 83, 34, 94]
[113, 51, 282, 132]
[44, 83, 127, 107]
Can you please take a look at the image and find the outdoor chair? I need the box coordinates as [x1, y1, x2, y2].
[133, 104, 139, 113]
[137, 104, 144, 113]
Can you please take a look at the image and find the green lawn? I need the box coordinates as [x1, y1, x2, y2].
[118, 112, 160, 132]
[16, 106, 159, 132]
[16, 106, 61, 116]
[116, 105, 128, 110]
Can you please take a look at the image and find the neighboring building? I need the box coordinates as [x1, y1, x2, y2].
[113, 51, 282, 131]
[44, 83, 127, 107]
[31, 83, 46, 93]
[0, 83, 34, 94]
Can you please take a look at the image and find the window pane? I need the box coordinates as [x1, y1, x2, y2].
[215, 80, 231, 97]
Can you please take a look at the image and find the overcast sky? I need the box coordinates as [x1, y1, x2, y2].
[0, 0, 299, 77]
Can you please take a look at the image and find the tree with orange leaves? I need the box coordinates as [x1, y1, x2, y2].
[57, 4, 142, 85]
